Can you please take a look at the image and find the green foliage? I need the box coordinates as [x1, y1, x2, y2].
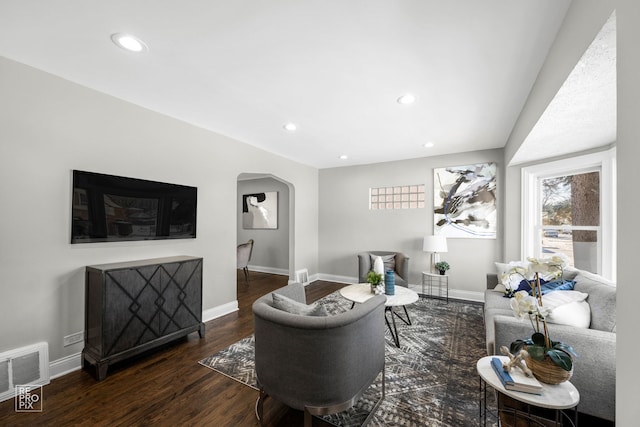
[510, 335, 577, 372]
[435, 261, 450, 272]
[366, 271, 383, 285]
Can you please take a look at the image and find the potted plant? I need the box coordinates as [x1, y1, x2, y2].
[508, 256, 577, 384]
[435, 261, 450, 275]
[366, 271, 383, 294]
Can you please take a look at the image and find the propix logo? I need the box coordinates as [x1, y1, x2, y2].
[15, 385, 43, 412]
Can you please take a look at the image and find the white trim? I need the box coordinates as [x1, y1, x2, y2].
[247, 265, 289, 276]
[202, 301, 238, 323]
[50, 352, 82, 379]
[316, 273, 359, 284]
[450, 289, 485, 303]
[521, 148, 616, 280]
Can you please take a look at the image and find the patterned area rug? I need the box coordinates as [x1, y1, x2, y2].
[199, 292, 497, 426]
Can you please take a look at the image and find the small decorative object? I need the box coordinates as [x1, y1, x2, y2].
[509, 256, 577, 384]
[384, 270, 395, 295]
[499, 345, 532, 377]
[366, 271, 383, 294]
[435, 261, 450, 275]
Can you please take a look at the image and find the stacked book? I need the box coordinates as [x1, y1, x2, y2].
[491, 357, 543, 395]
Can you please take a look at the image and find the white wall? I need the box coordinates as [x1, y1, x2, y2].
[318, 149, 502, 300]
[0, 56, 318, 367]
[237, 177, 289, 272]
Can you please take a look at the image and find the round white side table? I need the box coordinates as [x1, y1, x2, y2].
[477, 355, 580, 427]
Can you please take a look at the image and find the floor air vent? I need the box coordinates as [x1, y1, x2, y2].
[0, 342, 49, 403]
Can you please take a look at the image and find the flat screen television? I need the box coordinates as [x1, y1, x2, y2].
[71, 170, 197, 243]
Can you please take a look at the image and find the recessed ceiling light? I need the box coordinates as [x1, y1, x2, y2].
[423, 142, 435, 148]
[283, 123, 297, 132]
[111, 33, 148, 52]
[397, 94, 416, 105]
[339, 155, 348, 160]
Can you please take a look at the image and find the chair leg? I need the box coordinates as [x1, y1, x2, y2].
[304, 407, 313, 427]
[244, 266, 250, 284]
[360, 364, 385, 426]
[255, 388, 267, 426]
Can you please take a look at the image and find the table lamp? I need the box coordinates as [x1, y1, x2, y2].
[423, 235, 448, 273]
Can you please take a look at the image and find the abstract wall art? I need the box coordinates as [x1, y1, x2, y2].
[242, 192, 278, 229]
[433, 162, 497, 239]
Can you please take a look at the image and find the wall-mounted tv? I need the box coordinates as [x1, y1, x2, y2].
[71, 170, 197, 243]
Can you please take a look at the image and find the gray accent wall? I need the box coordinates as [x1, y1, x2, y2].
[237, 177, 290, 272]
[318, 149, 502, 300]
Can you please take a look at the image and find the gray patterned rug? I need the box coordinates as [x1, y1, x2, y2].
[199, 292, 497, 426]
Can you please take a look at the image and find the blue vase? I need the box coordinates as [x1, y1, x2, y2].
[385, 270, 395, 295]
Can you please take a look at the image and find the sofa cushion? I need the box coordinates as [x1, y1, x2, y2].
[272, 293, 328, 316]
[573, 271, 616, 332]
[542, 290, 591, 328]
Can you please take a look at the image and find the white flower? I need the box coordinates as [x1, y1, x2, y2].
[510, 291, 538, 319]
[510, 290, 552, 335]
[526, 255, 567, 280]
[500, 261, 533, 290]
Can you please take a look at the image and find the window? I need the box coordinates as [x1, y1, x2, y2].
[522, 148, 616, 280]
[370, 185, 425, 210]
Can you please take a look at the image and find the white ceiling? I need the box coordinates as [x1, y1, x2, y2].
[0, 1, 614, 169]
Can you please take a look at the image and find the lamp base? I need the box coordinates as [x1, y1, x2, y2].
[431, 252, 441, 274]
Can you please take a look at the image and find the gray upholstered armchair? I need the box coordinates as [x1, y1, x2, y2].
[358, 251, 410, 287]
[237, 239, 254, 284]
[253, 283, 386, 426]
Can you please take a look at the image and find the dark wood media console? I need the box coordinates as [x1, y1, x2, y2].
[82, 256, 205, 380]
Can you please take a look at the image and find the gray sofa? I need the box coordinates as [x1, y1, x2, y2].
[484, 267, 616, 422]
[253, 282, 386, 426]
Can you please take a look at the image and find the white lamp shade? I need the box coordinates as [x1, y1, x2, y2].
[423, 235, 448, 253]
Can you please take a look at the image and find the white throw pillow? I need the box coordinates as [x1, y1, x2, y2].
[372, 256, 385, 276]
[541, 290, 590, 328]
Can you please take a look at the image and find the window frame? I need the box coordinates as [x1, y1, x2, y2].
[521, 147, 616, 280]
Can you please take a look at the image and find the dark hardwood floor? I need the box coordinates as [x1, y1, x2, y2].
[0, 272, 614, 426]
[0, 271, 342, 427]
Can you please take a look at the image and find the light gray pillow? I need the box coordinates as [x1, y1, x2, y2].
[573, 271, 616, 332]
[371, 254, 396, 272]
[272, 292, 328, 316]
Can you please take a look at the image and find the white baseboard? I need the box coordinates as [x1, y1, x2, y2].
[202, 301, 238, 323]
[449, 289, 485, 302]
[50, 352, 83, 379]
[248, 265, 289, 276]
[316, 273, 357, 284]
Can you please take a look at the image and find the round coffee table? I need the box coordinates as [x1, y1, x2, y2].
[340, 283, 419, 347]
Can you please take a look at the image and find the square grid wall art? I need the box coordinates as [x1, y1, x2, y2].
[433, 162, 497, 239]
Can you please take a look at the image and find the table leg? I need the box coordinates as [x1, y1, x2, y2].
[392, 305, 412, 326]
[384, 307, 401, 347]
